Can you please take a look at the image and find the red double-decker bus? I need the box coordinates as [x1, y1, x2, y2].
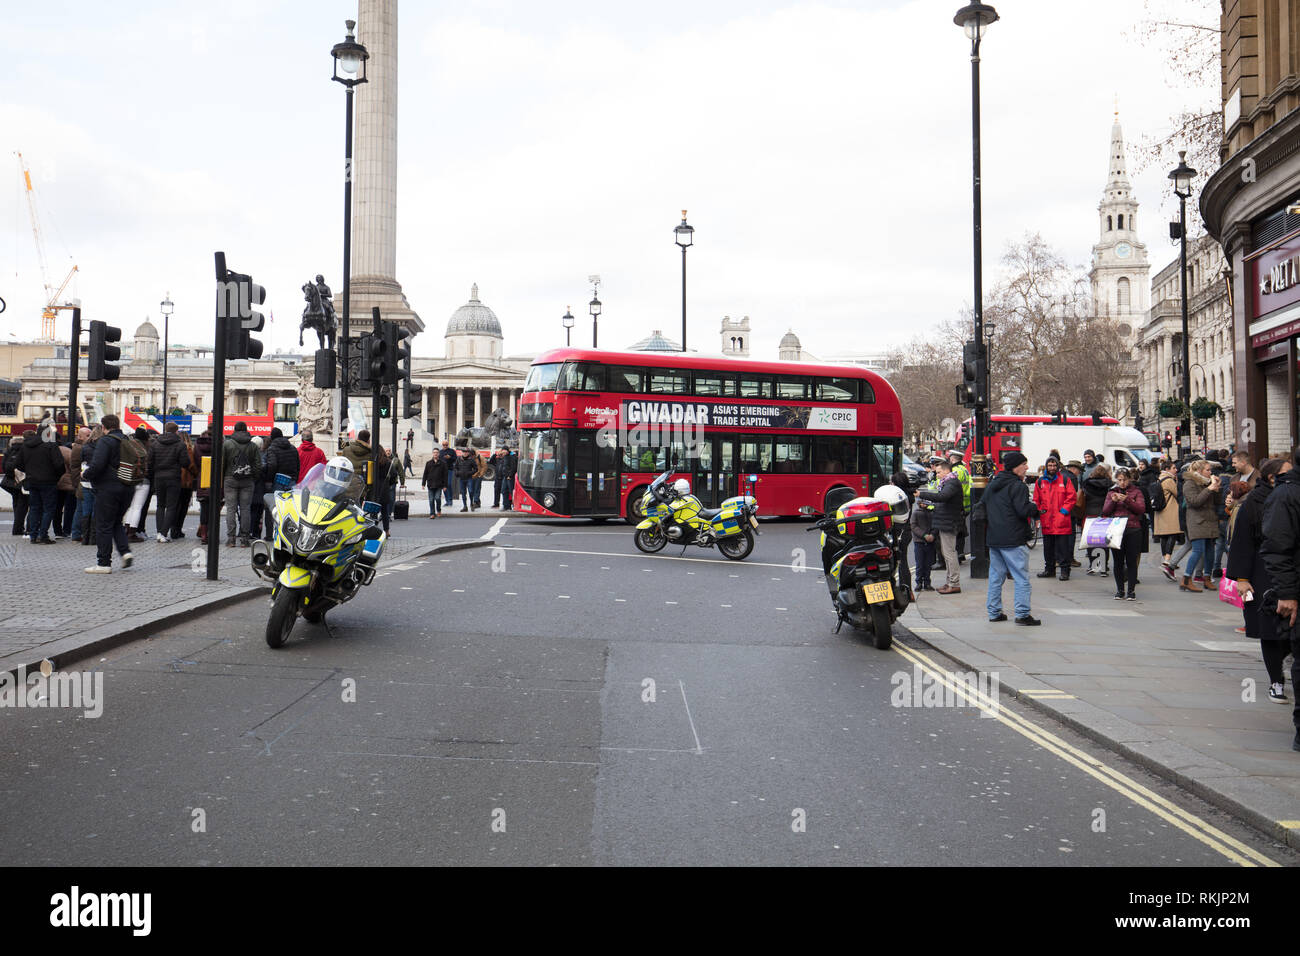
[513, 348, 904, 520]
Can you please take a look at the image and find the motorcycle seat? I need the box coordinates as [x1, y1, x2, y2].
[697, 507, 723, 520]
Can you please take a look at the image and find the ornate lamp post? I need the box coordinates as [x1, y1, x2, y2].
[955, 1, 998, 579]
[1169, 150, 1196, 461]
[332, 19, 368, 440]
[674, 211, 694, 353]
[562, 307, 574, 346]
[160, 293, 173, 424]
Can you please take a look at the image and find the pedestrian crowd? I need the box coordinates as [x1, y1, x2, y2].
[904, 444, 1300, 752]
[420, 441, 515, 518]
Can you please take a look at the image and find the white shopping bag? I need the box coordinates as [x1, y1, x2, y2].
[1082, 516, 1126, 549]
[123, 481, 150, 528]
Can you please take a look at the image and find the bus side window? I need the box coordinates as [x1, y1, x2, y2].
[608, 366, 644, 393]
[773, 438, 809, 474]
[738, 376, 771, 399]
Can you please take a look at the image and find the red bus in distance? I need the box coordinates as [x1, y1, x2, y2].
[513, 348, 904, 520]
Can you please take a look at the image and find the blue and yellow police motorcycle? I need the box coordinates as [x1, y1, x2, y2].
[632, 471, 759, 560]
[250, 459, 386, 648]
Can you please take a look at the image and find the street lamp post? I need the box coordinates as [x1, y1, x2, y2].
[674, 211, 693, 353]
[955, 1, 999, 580]
[332, 20, 369, 445]
[562, 307, 574, 347]
[160, 293, 173, 427]
[1169, 150, 1196, 462]
[589, 296, 601, 348]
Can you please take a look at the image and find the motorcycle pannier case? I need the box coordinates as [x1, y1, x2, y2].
[834, 497, 892, 540]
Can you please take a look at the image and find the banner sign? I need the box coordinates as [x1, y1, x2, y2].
[619, 400, 856, 431]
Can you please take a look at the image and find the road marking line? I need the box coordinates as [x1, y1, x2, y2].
[480, 517, 508, 541]
[504, 592, 517, 595]
[558, 595, 570, 599]
[452, 589, 465, 593]
[615, 598, 626, 602]
[910, 627, 945, 633]
[666, 601, 678, 605]
[498, 546, 797, 570]
[775, 607, 787, 611]
[890, 642, 1279, 868]
[720, 604, 732, 608]
[679, 680, 703, 755]
[1280, 821, 1300, 829]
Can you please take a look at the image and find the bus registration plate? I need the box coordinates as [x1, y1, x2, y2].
[864, 581, 893, 605]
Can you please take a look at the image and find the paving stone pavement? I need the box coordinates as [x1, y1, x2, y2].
[0, 508, 472, 664]
[901, 546, 1300, 847]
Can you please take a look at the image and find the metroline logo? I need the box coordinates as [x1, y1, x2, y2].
[583, 406, 618, 417]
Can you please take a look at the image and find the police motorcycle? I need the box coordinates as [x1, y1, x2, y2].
[250, 458, 386, 648]
[801, 484, 912, 649]
[633, 471, 759, 560]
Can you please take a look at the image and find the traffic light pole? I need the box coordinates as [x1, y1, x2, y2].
[370, 308, 383, 501]
[67, 307, 81, 443]
[966, 26, 989, 579]
[208, 252, 228, 582]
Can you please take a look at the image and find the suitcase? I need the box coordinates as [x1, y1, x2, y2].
[393, 485, 409, 520]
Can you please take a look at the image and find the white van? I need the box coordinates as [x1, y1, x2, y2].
[1019, 424, 1154, 472]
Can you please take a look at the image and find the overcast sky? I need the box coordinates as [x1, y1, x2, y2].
[2, 0, 1216, 363]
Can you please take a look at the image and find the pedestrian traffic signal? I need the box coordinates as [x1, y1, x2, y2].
[365, 328, 389, 383]
[378, 388, 391, 419]
[87, 320, 123, 381]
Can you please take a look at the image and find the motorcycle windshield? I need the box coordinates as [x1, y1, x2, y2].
[294, 462, 350, 504]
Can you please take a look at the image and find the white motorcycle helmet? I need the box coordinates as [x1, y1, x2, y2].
[874, 483, 910, 521]
[321, 456, 355, 499]
[673, 478, 691, 497]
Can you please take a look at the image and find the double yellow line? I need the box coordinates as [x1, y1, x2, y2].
[890, 641, 1280, 867]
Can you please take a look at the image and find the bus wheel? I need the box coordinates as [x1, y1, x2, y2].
[823, 486, 855, 515]
[625, 487, 649, 524]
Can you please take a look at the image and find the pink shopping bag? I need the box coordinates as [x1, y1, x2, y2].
[1217, 575, 1244, 609]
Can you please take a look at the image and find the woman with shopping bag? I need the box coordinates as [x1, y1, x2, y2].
[1100, 468, 1146, 601]
[1081, 464, 1112, 575]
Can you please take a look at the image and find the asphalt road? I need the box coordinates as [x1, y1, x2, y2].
[1, 515, 1294, 866]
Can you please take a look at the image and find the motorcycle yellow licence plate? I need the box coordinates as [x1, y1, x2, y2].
[864, 581, 894, 604]
[749, 515, 758, 529]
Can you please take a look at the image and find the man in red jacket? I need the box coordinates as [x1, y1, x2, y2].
[1032, 455, 1076, 582]
[297, 428, 328, 477]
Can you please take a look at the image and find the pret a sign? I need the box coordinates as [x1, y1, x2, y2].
[621, 400, 856, 430]
[1249, 233, 1300, 319]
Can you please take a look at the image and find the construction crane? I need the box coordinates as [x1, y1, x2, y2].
[17, 151, 78, 340]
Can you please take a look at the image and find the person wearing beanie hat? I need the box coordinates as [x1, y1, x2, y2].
[981, 452, 1041, 625]
[1032, 454, 1076, 582]
[1082, 449, 1098, 480]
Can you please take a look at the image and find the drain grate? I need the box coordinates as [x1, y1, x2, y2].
[0, 544, 15, 568]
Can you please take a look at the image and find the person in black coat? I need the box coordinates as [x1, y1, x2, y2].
[1081, 464, 1112, 575]
[80, 414, 133, 571]
[421, 454, 447, 517]
[1229, 458, 1288, 702]
[916, 459, 964, 593]
[3, 436, 32, 537]
[146, 422, 189, 542]
[9, 426, 66, 543]
[1258, 454, 1300, 749]
[262, 428, 301, 488]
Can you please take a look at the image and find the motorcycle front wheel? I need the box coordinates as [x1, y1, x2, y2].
[266, 587, 301, 648]
[869, 602, 893, 650]
[634, 526, 667, 553]
[718, 528, 755, 561]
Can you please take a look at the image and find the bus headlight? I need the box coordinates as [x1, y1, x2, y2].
[543, 493, 556, 509]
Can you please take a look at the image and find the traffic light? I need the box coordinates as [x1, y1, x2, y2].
[221, 272, 266, 360]
[1163, 431, 1173, 449]
[364, 327, 389, 383]
[87, 321, 123, 381]
[404, 383, 422, 421]
[385, 323, 408, 386]
[314, 348, 337, 389]
[378, 387, 391, 419]
[958, 340, 986, 408]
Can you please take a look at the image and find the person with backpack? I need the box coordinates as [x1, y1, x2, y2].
[79, 413, 134, 573]
[222, 421, 261, 547]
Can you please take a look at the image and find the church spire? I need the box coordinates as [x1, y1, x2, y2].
[1106, 110, 1131, 194]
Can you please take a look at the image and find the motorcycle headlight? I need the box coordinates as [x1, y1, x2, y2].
[321, 531, 341, 549]
[282, 517, 300, 540]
